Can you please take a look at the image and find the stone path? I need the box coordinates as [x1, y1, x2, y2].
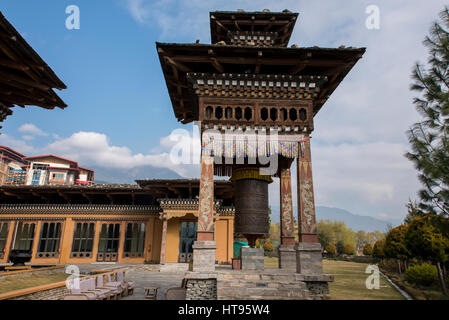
[122, 267, 185, 300]
[77, 264, 185, 300]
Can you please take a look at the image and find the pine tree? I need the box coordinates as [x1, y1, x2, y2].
[406, 7, 449, 217]
[405, 7, 449, 295]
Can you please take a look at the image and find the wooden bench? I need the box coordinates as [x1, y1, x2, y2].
[144, 287, 159, 300]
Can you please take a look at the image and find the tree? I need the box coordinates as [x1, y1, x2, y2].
[317, 220, 357, 250]
[404, 200, 426, 224]
[269, 222, 280, 243]
[336, 240, 345, 255]
[325, 243, 337, 257]
[405, 215, 449, 295]
[318, 230, 331, 249]
[356, 230, 368, 253]
[384, 225, 410, 274]
[363, 243, 373, 256]
[405, 7, 449, 217]
[373, 240, 385, 261]
[343, 244, 355, 255]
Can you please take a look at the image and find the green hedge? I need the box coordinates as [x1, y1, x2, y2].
[404, 263, 439, 287]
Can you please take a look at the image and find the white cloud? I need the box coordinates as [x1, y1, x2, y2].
[44, 131, 200, 178]
[18, 123, 48, 137]
[0, 134, 35, 154]
[125, 0, 151, 24]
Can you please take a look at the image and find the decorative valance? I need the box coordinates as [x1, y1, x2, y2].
[202, 133, 309, 159]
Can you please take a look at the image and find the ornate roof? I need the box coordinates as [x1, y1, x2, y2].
[0, 11, 67, 127]
[156, 43, 365, 123]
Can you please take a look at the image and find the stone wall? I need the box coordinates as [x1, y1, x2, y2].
[240, 247, 264, 270]
[185, 279, 217, 300]
[11, 286, 69, 300]
[217, 270, 333, 300]
[305, 281, 330, 300]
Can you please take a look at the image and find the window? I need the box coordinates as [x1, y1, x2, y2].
[97, 223, 120, 262]
[12, 222, 35, 251]
[71, 223, 95, 258]
[0, 223, 9, 259]
[123, 223, 146, 258]
[52, 173, 64, 180]
[31, 170, 41, 185]
[37, 222, 62, 258]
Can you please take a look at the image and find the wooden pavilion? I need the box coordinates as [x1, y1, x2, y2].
[156, 9, 365, 279]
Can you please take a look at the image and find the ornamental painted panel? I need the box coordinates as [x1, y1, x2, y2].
[198, 156, 214, 232]
[297, 139, 317, 236]
[280, 168, 295, 241]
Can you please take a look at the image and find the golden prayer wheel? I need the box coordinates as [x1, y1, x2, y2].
[231, 168, 273, 247]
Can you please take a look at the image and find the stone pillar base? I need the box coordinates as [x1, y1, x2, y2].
[184, 272, 217, 300]
[295, 274, 334, 300]
[295, 242, 323, 275]
[278, 245, 296, 270]
[241, 247, 264, 270]
[192, 241, 217, 273]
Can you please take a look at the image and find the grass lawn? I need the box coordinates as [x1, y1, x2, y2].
[264, 257, 405, 300]
[0, 271, 68, 294]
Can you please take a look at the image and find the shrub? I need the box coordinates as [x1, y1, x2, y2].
[404, 263, 439, 287]
[325, 243, 337, 256]
[343, 244, 355, 255]
[263, 242, 274, 252]
[373, 240, 385, 258]
[363, 243, 373, 256]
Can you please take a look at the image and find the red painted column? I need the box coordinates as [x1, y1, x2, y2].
[197, 155, 215, 241]
[280, 167, 296, 246]
[297, 138, 318, 243]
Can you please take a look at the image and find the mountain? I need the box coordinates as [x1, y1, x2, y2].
[269, 205, 402, 232]
[91, 165, 182, 184]
[315, 206, 402, 232]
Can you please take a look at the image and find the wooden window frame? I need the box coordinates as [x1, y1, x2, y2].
[36, 222, 62, 258]
[0, 222, 9, 259]
[70, 222, 95, 258]
[123, 222, 146, 258]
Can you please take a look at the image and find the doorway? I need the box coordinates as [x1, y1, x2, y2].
[178, 221, 197, 263]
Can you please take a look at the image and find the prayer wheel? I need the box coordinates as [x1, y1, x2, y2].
[231, 168, 273, 247]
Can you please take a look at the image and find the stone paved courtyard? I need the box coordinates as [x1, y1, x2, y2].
[77, 264, 186, 300]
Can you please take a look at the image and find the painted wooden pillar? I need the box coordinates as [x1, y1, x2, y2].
[296, 138, 318, 243]
[59, 218, 74, 264]
[280, 167, 296, 246]
[92, 221, 102, 263]
[30, 221, 41, 264]
[159, 216, 168, 265]
[192, 154, 217, 272]
[197, 155, 215, 241]
[117, 221, 126, 263]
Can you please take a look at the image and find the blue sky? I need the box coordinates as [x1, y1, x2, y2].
[0, 0, 447, 222]
[1, 0, 180, 151]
